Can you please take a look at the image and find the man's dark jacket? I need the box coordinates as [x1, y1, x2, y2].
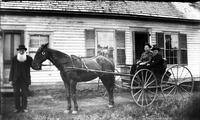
[9, 55, 33, 85]
[149, 53, 165, 74]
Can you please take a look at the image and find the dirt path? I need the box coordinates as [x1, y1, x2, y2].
[28, 93, 134, 114]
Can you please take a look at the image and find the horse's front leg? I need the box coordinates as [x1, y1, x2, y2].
[70, 80, 78, 114]
[60, 72, 72, 113]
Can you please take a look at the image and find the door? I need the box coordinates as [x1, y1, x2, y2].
[3, 30, 24, 83]
[133, 31, 149, 63]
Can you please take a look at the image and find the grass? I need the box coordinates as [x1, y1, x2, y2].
[1, 83, 200, 120]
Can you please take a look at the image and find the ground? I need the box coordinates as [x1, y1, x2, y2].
[1, 82, 200, 120]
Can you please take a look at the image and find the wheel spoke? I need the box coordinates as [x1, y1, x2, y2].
[136, 75, 142, 85]
[179, 85, 191, 96]
[146, 79, 156, 87]
[147, 89, 156, 96]
[145, 73, 153, 86]
[146, 91, 153, 102]
[144, 71, 148, 83]
[141, 71, 144, 84]
[141, 91, 144, 106]
[180, 84, 192, 88]
[137, 90, 143, 103]
[133, 89, 143, 97]
[163, 85, 175, 91]
[179, 67, 184, 79]
[167, 86, 176, 96]
[144, 93, 149, 106]
[170, 69, 176, 81]
[177, 65, 179, 81]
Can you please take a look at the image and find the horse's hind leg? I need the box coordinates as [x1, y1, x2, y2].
[100, 74, 115, 108]
[70, 80, 78, 114]
[63, 82, 71, 113]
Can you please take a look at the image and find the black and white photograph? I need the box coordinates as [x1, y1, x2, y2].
[0, 0, 200, 120]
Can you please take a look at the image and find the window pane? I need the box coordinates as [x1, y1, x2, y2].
[97, 32, 114, 60]
[40, 35, 49, 45]
[4, 34, 11, 61]
[85, 30, 95, 40]
[116, 31, 125, 48]
[117, 49, 125, 65]
[165, 34, 178, 64]
[30, 35, 40, 48]
[85, 30, 95, 57]
[14, 34, 21, 56]
[171, 34, 179, 49]
[86, 49, 95, 57]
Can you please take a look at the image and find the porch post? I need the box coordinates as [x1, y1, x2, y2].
[0, 31, 3, 118]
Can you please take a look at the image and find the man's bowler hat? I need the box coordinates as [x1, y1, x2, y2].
[151, 45, 161, 51]
[17, 45, 27, 51]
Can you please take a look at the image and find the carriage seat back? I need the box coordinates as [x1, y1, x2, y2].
[163, 58, 167, 70]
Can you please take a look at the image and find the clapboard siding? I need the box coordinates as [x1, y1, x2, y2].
[1, 15, 200, 83]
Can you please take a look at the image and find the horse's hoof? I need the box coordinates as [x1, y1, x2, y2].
[64, 110, 71, 114]
[72, 110, 78, 114]
[108, 104, 114, 108]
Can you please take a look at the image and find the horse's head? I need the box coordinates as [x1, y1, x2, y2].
[32, 43, 49, 70]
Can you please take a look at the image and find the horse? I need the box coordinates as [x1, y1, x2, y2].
[32, 43, 115, 114]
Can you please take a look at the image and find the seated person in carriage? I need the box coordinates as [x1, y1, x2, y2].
[130, 43, 153, 77]
[147, 45, 166, 84]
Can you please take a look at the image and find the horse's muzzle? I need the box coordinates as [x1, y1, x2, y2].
[32, 62, 42, 70]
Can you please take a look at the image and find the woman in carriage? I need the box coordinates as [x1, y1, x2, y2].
[130, 43, 153, 77]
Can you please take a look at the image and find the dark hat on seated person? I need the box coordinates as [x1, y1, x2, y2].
[16, 45, 27, 51]
[151, 46, 161, 51]
[144, 43, 152, 48]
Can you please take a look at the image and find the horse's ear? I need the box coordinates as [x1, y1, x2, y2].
[42, 43, 49, 48]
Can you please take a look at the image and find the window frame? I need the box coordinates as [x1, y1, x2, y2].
[156, 31, 188, 65]
[27, 31, 53, 70]
[85, 29, 126, 66]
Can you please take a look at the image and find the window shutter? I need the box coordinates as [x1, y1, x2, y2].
[156, 32, 164, 48]
[85, 29, 95, 57]
[156, 32, 164, 56]
[179, 34, 188, 64]
[116, 30, 125, 65]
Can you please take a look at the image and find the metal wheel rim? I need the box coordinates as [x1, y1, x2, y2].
[131, 69, 158, 107]
[161, 65, 194, 99]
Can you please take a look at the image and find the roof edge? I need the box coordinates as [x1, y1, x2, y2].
[1, 8, 200, 24]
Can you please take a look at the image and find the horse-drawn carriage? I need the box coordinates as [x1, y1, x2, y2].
[113, 60, 194, 107]
[32, 43, 194, 114]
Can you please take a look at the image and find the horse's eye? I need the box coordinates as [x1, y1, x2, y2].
[42, 51, 45, 55]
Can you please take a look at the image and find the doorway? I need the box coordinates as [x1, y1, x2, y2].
[3, 30, 24, 83]
[133, 31, 149, 62]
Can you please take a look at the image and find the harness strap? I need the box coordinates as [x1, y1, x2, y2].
[81, 59, 89, 72]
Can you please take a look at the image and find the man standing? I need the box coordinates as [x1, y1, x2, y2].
[9, 45, 33, 113]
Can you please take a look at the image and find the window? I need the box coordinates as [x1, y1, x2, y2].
[116, 30, 126, 65]
[29, 34, 50, 67]
[156, 32, 187, 65]
[85, 30, 95, 57]
[85, 29, 126, 65]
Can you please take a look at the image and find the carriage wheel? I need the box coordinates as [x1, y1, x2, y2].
[131, 69, 158, 107]
[161, 65, 194, 100]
